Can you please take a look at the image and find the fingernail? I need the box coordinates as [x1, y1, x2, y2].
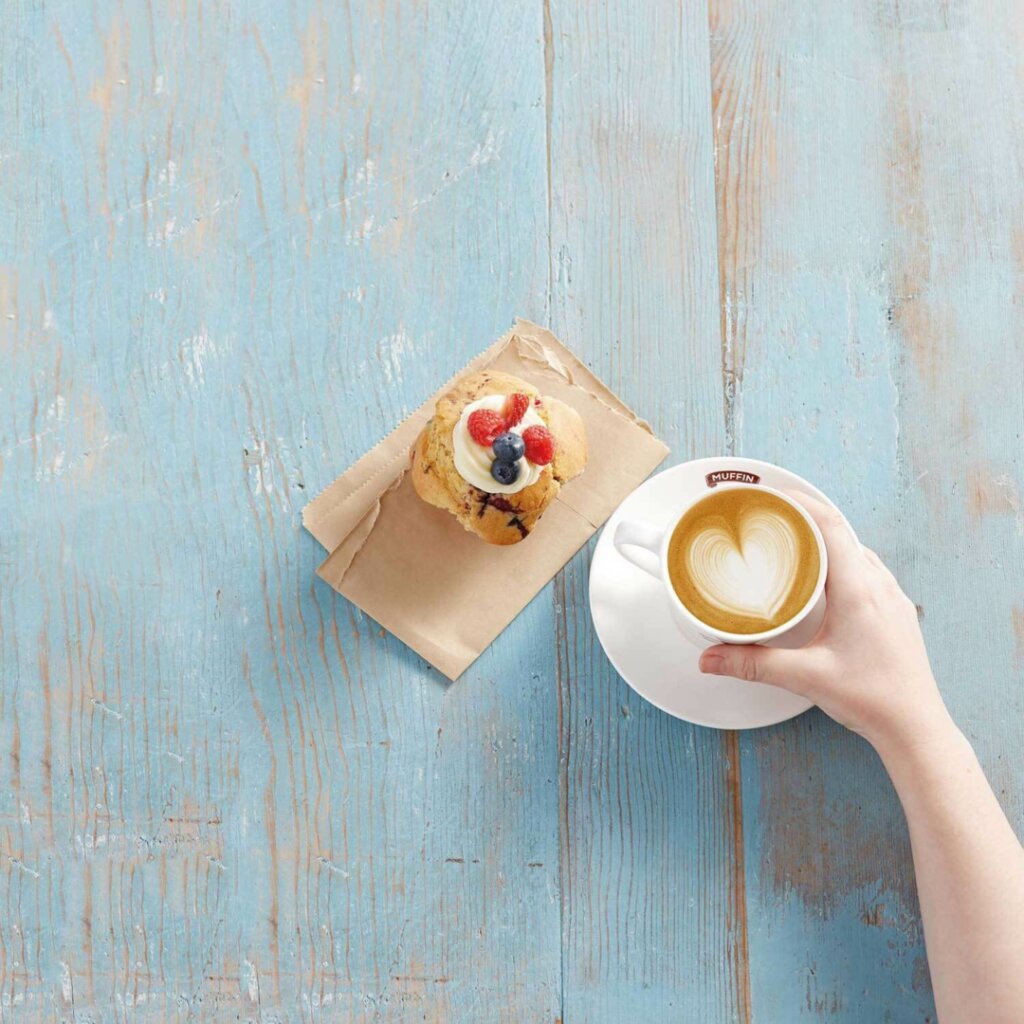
[700, 652, 725, 675]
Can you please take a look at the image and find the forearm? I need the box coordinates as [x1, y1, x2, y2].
[695, 500, 1024, 1019]
[877, 716, 1024, 1024]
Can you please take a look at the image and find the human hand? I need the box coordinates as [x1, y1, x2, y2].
[698, 492, 952, 754]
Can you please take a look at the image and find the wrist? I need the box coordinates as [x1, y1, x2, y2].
[870, 701, 967, 783]
[865, 684, 958, 766]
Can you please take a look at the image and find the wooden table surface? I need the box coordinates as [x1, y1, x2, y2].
[3, 2, 1023, 1021]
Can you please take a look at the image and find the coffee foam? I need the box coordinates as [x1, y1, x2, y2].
[668, 488, 820, 634]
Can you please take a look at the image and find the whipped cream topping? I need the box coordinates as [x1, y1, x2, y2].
[452, 395, 546, 494]
[686, 510, 800, 622]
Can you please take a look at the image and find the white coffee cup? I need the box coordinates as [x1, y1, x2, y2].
[613, 483, 828, 651]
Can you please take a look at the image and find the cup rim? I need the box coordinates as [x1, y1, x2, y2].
[659, 482, 829, 644]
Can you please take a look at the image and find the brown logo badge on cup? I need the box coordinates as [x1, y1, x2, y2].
[705, 470, 760, 488]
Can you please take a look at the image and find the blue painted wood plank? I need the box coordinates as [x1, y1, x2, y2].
[0, 0, 559, 1020]
[711, 0, 1024, 1020]
[709, 0, 933, 1013]
[4, 0, 1022, 1021]
[546, 2, 749, 1021]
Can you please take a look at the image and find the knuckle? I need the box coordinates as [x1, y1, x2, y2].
[818, 504, 846, 529]
[737, 655, 762, 682]
[877, 566, 897, 588]
[842, 578, 873, 606]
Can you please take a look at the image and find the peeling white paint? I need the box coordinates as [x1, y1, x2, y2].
[245, 438, 273, 496]
[378, 329, 413, 385]
[354, 158, 375, 186]
[8, 857, 40, 878]
[45, 395, 66, 423]
[180, 326, 213, 386]
[90, 697, 124, 720]
[243, 960, 260, 1004]
[35, 434, 122, 482]
[60, 962, 73, 1003]
[318, 856, 350, 878]
[157, 160, 177, 188]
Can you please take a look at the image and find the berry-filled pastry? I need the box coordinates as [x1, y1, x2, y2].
[411, 369, 587, 544]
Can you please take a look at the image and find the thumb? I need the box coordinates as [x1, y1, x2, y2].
[698, 644, 810, 689]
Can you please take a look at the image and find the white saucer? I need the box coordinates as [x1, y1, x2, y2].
[589, 457, 839, 730]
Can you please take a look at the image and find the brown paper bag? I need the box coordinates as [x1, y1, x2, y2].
[303, 319, 668, 679]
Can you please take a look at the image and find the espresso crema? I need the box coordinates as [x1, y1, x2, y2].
[667, 487, 820, 634]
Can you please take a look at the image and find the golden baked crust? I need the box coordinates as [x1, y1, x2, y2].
[410, 369, 587, 544]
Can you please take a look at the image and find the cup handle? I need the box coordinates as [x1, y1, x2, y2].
[613, 520, 663, 580]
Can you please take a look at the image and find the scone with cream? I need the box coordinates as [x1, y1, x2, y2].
[411, 370, 587, 544]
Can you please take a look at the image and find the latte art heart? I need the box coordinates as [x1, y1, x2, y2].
[667, 487, 822, 635]
[686, 511, 799, 621]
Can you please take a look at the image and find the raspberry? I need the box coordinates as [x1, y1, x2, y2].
[522, 425, 554, 466]
[502, 392, 530, 428]
[467, 408, 506, 447]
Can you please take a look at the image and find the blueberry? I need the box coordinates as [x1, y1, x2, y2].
[491, 459, 520, 486]
[492, 430, 525, 462]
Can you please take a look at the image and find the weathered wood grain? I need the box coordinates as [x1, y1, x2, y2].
[2, 0, 1023, 1020]
[2, 1, 558, 1020]
[545, 2, 750, 1021]
[711, 0, 1024, 1019]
